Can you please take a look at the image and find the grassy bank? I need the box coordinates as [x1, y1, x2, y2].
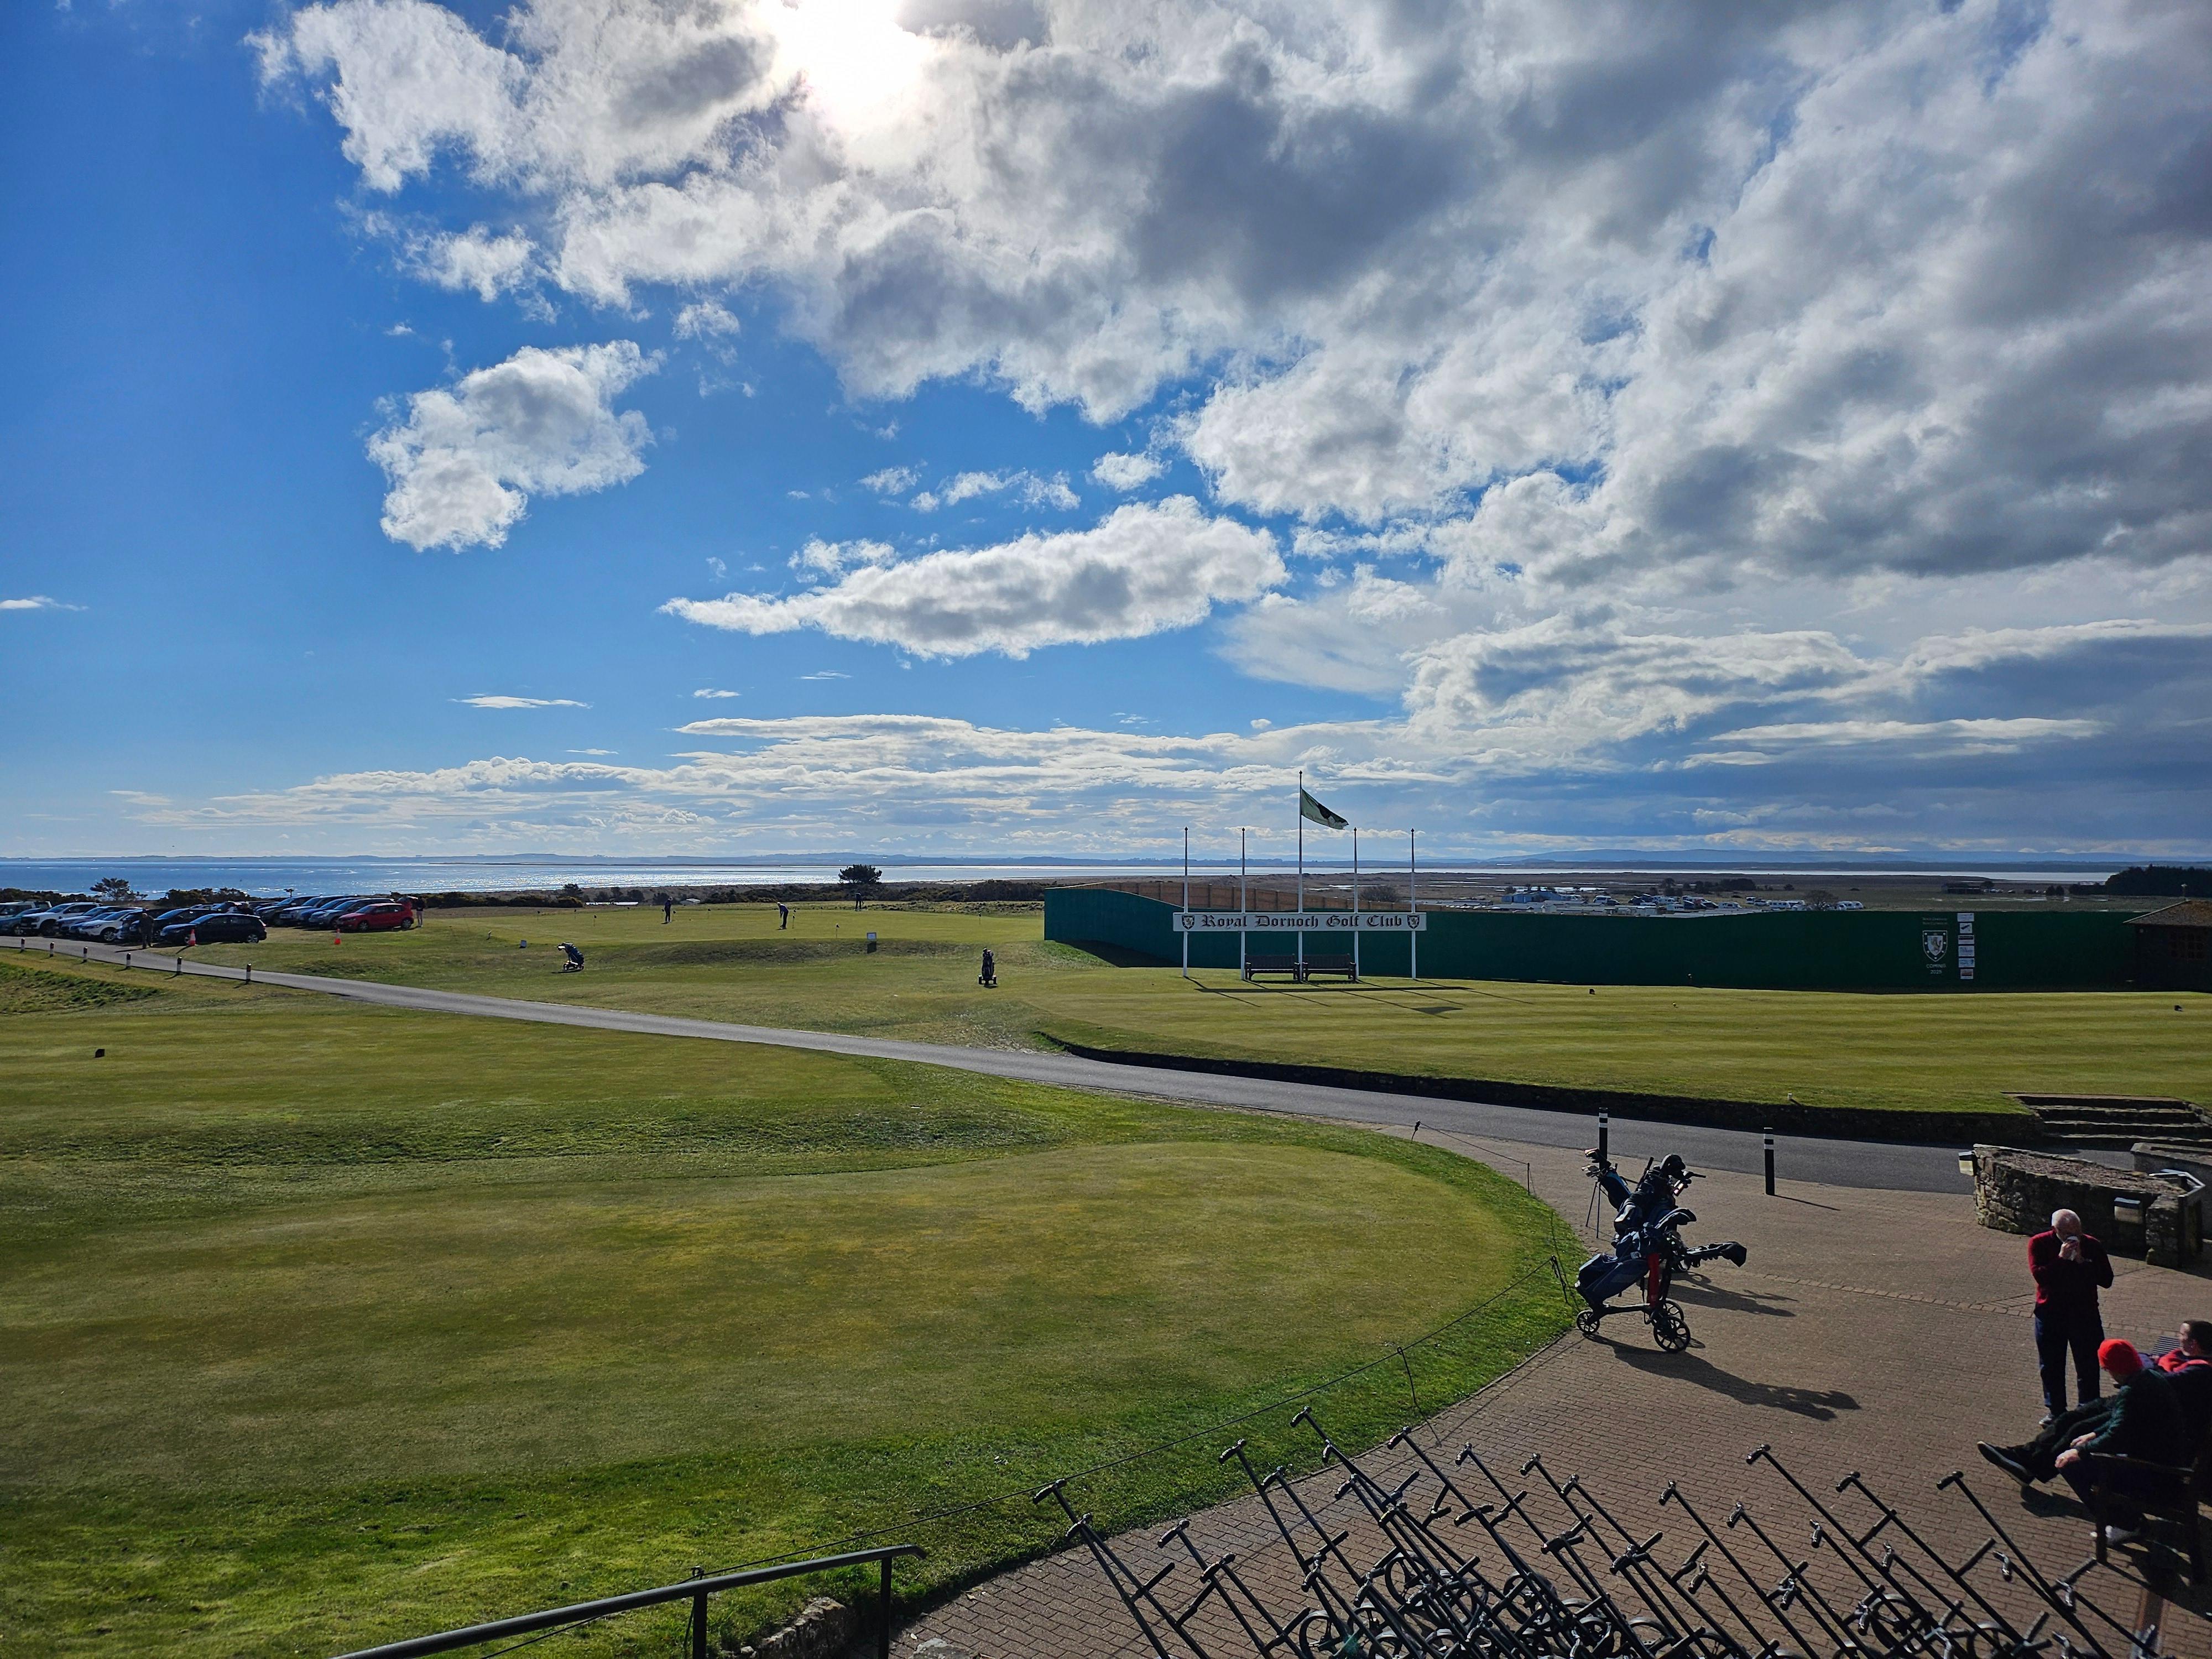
[0, 957, 1566, 1656]
[135, 901, 2211, 1116]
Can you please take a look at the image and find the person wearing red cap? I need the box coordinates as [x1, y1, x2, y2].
[1983, 1320, 2212, 1485]
[2053, 1338, 2190, 1540]
[2028, 1209, 2113, 1420]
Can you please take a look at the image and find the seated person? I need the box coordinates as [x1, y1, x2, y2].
[1981, 1321, 2212, 1484]
[2052, 1340, 2190, 1538]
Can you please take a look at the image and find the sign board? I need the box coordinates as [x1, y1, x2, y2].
[1176, 910, 1425, 933]
[1918, 912, 1978, 982]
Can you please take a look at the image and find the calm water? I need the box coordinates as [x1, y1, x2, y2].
[0, 854, 2120, 898]
[0, 858, 1178, 898]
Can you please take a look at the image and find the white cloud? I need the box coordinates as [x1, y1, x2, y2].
[909, 469, 1077, 513]
[1091, 451, 1165, 491]
[664, 497, 1284, 658]
[691, 687, 740, 698]
[456, 694, 591, 708]
[567, 748, 616, 754]
[269, 0, 2212, 598]
[369, 341, 658, 550]
[860, 465, 920, 495]
[789, 537, 898, 577]
[799, 669, 850, 680]
[1704, 718, 2104, 754]
[1, 596, 79, 612]
[386, 220, 536, 300]
[673, 300, 740, 338]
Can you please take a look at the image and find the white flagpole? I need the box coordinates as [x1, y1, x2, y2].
[1239, 827, 1248, 980]
[1410, 827, 1418, 980]
[1353, 825, 1360, 983]
[1181, 825, 1190, 979]
[1296, 771, 1305, 977]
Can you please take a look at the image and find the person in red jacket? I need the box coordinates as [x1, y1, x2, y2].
[1981, 1319, 2212, 1484]
[2029, 1209, 2114, 1420]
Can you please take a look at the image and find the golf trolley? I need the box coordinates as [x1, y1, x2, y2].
[1572, 1151, 1747, 1350]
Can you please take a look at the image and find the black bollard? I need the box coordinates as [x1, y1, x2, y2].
[1597, 1110, 1609, 1165]
[1764, 1130, 1775, 1196]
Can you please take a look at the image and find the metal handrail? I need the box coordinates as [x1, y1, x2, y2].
[332, 1543, 925, 1659]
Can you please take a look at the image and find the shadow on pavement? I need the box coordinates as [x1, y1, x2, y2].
[1603, 1344, 1860, 1419]
[1672, 1279, 1798, 1317]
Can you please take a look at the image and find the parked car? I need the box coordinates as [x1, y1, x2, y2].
[150, 905, 227, 930]
[4, 905, 63, 935]
[59, 907, 132, 940]
[156, 911, 267, 946]
[92, 911, 156, 946]
[36, 903, 104, 937]
[335, 901, 416, 933]
[300, 897, 373, 928]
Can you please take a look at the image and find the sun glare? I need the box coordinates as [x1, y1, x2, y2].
[764, 0, 934, 134]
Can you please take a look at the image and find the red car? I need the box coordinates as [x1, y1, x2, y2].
[334, 902, 417, 933]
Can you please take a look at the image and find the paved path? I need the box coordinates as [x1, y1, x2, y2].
[904, 1136, 2212, 1658]
[25, 936, 1971, 1195]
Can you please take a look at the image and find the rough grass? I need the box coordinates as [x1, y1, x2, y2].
[0, 961, 1568, 1657]
[0, 955, 160, 1015]
[142, 903, 2212, 1115]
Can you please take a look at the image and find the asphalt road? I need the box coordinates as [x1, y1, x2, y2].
[30, 936, 1973, 1196]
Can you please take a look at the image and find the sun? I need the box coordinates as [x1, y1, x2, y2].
[762, 0, 936, 136]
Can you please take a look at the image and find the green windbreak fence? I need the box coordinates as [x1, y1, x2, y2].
[1044, 887, 2145, 991]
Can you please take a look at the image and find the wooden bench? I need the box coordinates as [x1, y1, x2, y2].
[2085, 1422, 2212, 1584]
[1240, 952, 1358, 983]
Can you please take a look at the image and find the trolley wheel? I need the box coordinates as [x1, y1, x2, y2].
[1574, 1307, 1603, 1338]
[1650, 1300, 1692, 1352]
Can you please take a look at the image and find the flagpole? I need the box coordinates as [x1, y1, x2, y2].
[1239, 827, 1248, 980]
[1410, 827, 1418, 981]
[1296, 770, 1305, 978]
[1352, 825, 1360, 983]
[1181, 826, 1190, 979]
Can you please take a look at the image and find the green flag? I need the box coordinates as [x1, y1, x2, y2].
[1299, 786, 1348, 830]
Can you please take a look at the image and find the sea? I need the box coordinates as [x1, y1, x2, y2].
[0, 854, 2125, 898]
[0, 858, 1185, 898]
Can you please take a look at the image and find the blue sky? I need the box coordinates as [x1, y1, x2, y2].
[4, 0, 2210, 861]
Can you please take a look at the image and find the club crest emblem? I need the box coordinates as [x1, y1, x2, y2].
[1922, 930, 1949, 962]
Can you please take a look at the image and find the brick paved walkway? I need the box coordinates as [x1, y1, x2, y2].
[901, 1132, 2212, 1658]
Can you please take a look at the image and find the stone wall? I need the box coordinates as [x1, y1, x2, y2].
[1968, 1145, 2203, 1269]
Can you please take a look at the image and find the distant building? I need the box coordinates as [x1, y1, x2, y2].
[2127, 900, 2212, 991]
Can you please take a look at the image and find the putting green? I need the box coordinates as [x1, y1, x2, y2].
[0, 961, 1566, 1657]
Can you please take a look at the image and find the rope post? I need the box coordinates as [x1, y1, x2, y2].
[174, 953, 181, 978]
[244, 962, 252, 985]
[878, 1554, 895, 1659]
[1597, 1110, 1609, 1166]
[1764, 1130, 1776, 1196]
[691, 1584, 708, 1659]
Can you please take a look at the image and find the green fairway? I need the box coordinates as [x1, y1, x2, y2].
[0, 957, 1566, 1657]
[154, 900, 2210, 1116]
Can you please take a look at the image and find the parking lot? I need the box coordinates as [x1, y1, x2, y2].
[0, 892, 423, 948]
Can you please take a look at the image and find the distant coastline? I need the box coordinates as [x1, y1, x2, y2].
[0, 852, 2128, 899]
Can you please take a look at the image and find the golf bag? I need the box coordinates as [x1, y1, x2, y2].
[1573, 1152, 1746, 1349]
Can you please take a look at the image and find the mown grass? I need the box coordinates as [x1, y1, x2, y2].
[0, 958, 1568, 1657]
[145, 901, 2212, 1115]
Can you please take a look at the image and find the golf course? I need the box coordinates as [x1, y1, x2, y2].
[161, 900, 2210, 1119]
[0, 951, 1567, 1657]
